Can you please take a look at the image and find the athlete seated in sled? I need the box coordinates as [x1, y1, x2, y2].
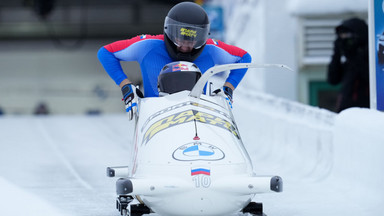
[157, 61, 202, 96]
[121, 60, 233, 119]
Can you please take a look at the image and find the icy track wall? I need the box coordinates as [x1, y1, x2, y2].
[234, 89, 384, 214]
[235, 89, 336, 180]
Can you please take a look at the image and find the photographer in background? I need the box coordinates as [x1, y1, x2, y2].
[327, 17, 370, 113]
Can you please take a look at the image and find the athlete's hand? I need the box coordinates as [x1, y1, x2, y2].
[121, 84, 139, 120]
[213, 86, 234, 108]
[222, 86, 233, 103]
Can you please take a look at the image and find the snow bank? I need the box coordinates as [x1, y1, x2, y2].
[330, 108, 384, 207]
[0, 177, 69, 216]
[333, 108, 384, 181]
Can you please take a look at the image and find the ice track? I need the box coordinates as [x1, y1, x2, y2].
[0, 90, 383, 216]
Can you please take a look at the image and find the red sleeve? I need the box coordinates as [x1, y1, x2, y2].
[104, 34, 164, 53]
[206, 38, 248, 57]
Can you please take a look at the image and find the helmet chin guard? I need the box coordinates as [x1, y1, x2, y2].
[164, 34, 206, 62]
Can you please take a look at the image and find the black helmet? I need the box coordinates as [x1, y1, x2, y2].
[164, 2, 210, 62]
[158, 61, 202, 94]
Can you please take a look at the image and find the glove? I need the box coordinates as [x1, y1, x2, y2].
[223, 86, 233, 102]
[213, 86, 234, 108]
[223, 86, 233, 108]
[121, 84, 139, 120]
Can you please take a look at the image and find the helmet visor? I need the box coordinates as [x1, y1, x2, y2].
[158, 71, 201, 94]
[164, 17, 210, 49]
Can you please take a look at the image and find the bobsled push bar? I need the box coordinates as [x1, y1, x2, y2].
[114, 175, 282, 197]
[189, 63, 293, 99]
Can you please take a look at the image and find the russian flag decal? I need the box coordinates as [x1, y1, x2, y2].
[191, 168, 210, 176]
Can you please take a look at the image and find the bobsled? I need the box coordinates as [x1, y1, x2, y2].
[107, 63, 288, 216]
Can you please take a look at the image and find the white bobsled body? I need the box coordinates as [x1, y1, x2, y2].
[109, 63, 285, 216]
[134, 92, 253, 215]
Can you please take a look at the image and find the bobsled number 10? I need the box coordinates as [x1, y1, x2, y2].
[107, 63, 289, 216]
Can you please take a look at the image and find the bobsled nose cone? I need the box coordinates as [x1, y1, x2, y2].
[271, 176, 283, 192]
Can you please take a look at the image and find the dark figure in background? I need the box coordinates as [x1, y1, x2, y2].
[327, 17, 370, 112]
[34, 102, 50, 115]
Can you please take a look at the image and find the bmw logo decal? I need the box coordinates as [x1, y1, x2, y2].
[172, 142, 225, 161]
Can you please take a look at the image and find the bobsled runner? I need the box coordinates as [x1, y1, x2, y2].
[107, 63, 289, 216]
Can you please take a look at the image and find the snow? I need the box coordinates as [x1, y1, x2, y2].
[0, 115, 133, 216]
[0, 177, 69, 216]
[1, 91, 383, 216]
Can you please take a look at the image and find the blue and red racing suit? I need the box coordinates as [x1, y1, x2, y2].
[98, 34, 252, 97]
